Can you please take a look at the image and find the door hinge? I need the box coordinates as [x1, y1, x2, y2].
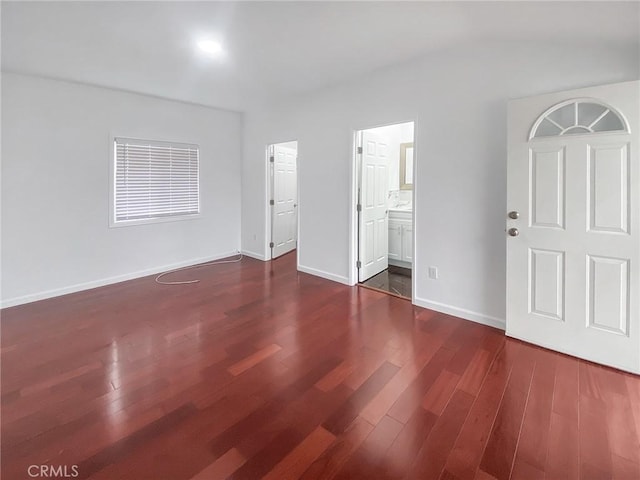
[269, 156, 274, 163]
[269, 199, 274, 206]
[356, 260, 362, 268]
[269, 242, 274, 248]
[357, 146, 363, 154]
[356, 203, 362, 212]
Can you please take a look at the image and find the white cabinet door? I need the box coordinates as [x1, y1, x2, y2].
[388, 220, 402, 261]
[507, 81, 639, 373]
[401, 224, 413, 263]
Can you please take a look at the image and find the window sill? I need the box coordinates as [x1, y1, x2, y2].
[109, 213, 201, 228]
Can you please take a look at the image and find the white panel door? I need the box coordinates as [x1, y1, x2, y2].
[359, 131, 389, 282]
[507, 81, 639, 373]
[271, 145, 297, 258]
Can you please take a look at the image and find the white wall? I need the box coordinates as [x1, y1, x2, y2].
[241, 40, 639, 327]
[1, 73, 243, 306]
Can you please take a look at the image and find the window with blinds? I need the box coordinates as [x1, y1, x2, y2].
[114, 138, 199, 224]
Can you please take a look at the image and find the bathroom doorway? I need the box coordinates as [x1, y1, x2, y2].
[354, 122, 415, 299]
[268, 141, 298, 259]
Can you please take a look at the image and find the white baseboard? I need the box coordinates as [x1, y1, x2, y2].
[241, 250, 267, 261]
[1, 250, 239, 309]
[413, 296, 506, 330]
[388, 259, 412, 269]
[297, 264, 351, 286]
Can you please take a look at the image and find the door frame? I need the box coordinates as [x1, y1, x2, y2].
[506, 81, 639, 373]
[349, 120, 417, 302]
[266, 140, 299, 261]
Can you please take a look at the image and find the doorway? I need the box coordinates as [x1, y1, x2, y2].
[268, 141, 298, 259]
[354, 122, 415, 299]
[506, 81, 639, 373]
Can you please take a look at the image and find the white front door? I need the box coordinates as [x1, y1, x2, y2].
[507, 81, 639, 373]
[358, 130, 389, 282]
[271, 144, 297, 258]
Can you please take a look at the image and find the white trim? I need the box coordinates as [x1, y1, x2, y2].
[110, 212, 202, 228]
[413, 296, 506, 330]
[528, 97, 630, 140]
[410, 131, 418, 303]
[388, 259, 412, 269]
[297, 264, 351, 286]
[267, 140, 299, 261]
[295, 144, 302, 274]
[241, 250, 267, 261]
[263, 144, 271, 261]
[267, 143, 274, 260]
[348, 130, 360, 286]
[265, 139, 300, 260]
[1, 250, 238, 309]
[109, 135, 201, 228]
[350, 120, 417, 294]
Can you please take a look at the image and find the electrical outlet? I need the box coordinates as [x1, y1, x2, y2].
[428, 266, 438, 279]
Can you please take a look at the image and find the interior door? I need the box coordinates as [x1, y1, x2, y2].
[358, 130, 389, 282]
[506, 81, 639, 373]
[271, 144, 297, 258]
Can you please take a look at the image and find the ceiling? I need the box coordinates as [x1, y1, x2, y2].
[2, 1, 638, 112]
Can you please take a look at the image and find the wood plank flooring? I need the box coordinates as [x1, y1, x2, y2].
[360, 268, 412, 299]
[2, 252, 639, 479]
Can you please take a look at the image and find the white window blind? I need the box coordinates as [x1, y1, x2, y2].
[114, 138, 199, 223]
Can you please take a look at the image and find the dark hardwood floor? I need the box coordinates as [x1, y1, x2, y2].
[361, 268, 412, 299]
[2, 253, 639, 479]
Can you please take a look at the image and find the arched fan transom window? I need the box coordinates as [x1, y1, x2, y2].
[530, 99, 629, 139]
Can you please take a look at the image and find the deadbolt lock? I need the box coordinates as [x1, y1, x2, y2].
[508, 211, 519, 220]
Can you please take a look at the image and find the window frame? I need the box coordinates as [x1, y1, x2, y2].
[528, 97, 630, 140]
[109, 135, 202, 228]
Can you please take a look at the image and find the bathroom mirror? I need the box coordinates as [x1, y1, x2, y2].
[400, 142, 413, 190]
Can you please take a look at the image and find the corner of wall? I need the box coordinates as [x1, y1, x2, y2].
[297, 264, 351, 286]
[241, 250, 267, 261]
[413, 296, 506, 331]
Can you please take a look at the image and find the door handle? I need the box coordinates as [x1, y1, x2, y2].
[508, 228, 519, 237]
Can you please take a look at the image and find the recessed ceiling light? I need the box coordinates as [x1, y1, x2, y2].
[197, 39, 224, 58]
